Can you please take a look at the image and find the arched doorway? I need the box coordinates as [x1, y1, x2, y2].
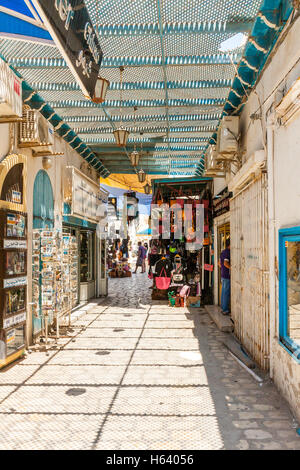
[33, 170, 54, 229]
[32, 170, 54, 335]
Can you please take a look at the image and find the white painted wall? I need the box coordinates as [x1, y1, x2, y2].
[223, 16, 300, 421]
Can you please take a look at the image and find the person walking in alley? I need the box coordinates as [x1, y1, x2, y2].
[219, 238, 231, 315]
[134, 241, 147, 273]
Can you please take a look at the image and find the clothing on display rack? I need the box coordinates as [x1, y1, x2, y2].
[154, 257, 173, 278]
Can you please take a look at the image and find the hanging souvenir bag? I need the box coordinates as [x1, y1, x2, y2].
[172, 265, 183, 282]
[179, 285, 190, 298]
[155, 266, 171, 290]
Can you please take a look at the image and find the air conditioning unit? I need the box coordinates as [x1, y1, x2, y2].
[0, 57, 22, 121]
[19, 108, 54, 153]
[275, 78, 300, 125]
[204, 145, 224, 177]
[216, 116, 239, 154]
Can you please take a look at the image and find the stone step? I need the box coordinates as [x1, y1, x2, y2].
[222, 335, 256, 370]
[204, 304, 233, 333]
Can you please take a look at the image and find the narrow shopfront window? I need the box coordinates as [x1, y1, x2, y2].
[279, 227, 300, 360]
[218, 223, 230, 304]
[80, 231, 94, 282]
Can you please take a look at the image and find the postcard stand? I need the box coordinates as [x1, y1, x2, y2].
[32, 229, 79, 353]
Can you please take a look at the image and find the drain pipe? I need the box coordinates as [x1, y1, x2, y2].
[266, 107, 276, 379]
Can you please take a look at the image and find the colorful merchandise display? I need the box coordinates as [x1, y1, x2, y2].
[0, 209, 27, 368]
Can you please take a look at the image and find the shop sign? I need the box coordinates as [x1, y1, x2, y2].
[11, 191, 21, 204]
[213, 191, 232, 218]
[3, 240, 27, 249]
[72, 168, 103, 222]
[3, 277, 27, 289]
[6, 330, 15, 344]
[3, 312, 26, 330]
[204, 264, 214, 272]
[31, 0, 103, 99]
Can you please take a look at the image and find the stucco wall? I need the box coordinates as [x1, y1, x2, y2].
[233, 16, 300, 421]
[0, 120, 99, 344]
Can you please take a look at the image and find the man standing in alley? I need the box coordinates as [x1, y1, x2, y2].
[219, 238, 231, 315]
[134, 241, 147, 273]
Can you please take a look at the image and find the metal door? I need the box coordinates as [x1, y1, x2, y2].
[230, 174, 269, 370]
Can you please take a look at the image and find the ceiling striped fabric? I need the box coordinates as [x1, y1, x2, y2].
[0, 0, 292, 176]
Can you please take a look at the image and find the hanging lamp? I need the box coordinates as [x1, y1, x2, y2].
[92, 7, 110, 104]
[143, 141, 151, 194]
[138, 169, 146, 183]
[92, 76, 110, 104]
[130, 106, 140, 166]
[144, 182, 151, 194]
[113, 66, 129, 146]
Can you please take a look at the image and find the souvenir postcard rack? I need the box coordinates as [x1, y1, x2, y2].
[0, 209, 27, 368]
[32, 229, 78, 346]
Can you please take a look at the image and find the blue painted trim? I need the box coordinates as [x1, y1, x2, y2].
[63, 215, 97, 230]
[0, 11, 51, 41]
[278, 226, 300, 362]
[10, 54, 241, 69]
[0, 54, 110, 178]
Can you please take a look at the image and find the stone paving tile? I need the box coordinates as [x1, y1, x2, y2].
[103, 308, 148, 315]
[97, 415, 223, 450]
[47, 349, 133, 365]
[0, 385, 117, 414]
[80, 327, 142, 338]
[0, 365, 40, 384]
[123, 365, 208, 386]
[131, 349, 204, 365]
[0, 276, 299, 450]
[90, 320, 145, 328]
[142, 328, 198, 338]
[147, 314, 197, 321]
[93, 314, 147, 321]
[0, 414, 104, 450]
[111, 386, 215, 416]
[0, 386, 17, 401]
[137, 338, 201, 350]
[63, 337, 138, 350]
[146, 320, 198, 328]
[18, 351, 57, 365]
[26, 365, 126, 385]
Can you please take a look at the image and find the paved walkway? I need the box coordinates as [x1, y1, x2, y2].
[0, 274, 299, 450]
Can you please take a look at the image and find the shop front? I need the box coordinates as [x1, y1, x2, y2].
[63, 166, 108, 302]
[148, 178, 213, 308]
[212, 190, 231, 307]
[0, 154, 27, 368]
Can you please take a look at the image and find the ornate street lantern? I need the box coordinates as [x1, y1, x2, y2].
[92, 76, 110, 104]
[138, 169, 146, 183]
[113, 66, 129, 146]
[130, 106, 140, 166]
[113, 127, 130, 147]
[144, 182, 151, 194]
[130, 150, 140, 167]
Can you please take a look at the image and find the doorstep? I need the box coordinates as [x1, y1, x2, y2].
[205, 304, 233, 333]
[70, 298, 106, 323]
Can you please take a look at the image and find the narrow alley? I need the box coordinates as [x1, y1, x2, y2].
[0, 274, 298, 451]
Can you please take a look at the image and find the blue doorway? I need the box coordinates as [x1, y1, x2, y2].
[32, 170, 54, 335]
